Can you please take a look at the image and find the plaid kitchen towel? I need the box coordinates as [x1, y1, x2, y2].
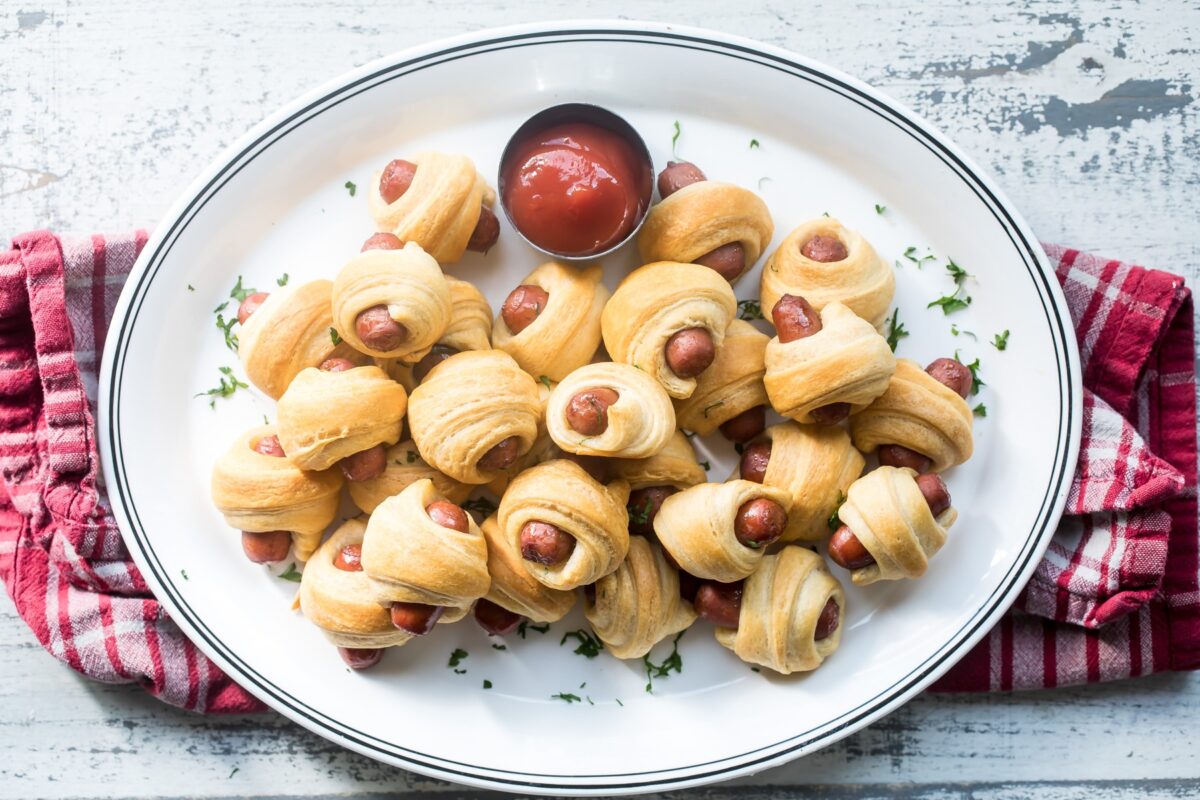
[0, 231, 1194, 710]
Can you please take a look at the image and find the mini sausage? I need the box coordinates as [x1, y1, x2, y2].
[252, 434, 286, 457]
[772, 294, 822, 343]
[926, 357, 972, 399]
[810, 402, 851, 426]
[337, 647, 383, 670]
[473, 598, 522, 636]
[827, 524, 875, 570]
[425, 500, 469, 533]
[361, 232, 405, 252]
[664, 327, 715, 378]
[241, 530, 291, 564]
[519, 521, 576, 566]
[915, 473, 952, 517]
[733, 497, 788, 549]
[379, 158, 417, 205]
[565, 387, 619, 436]
[739, 439, 772, 483]
[319, 357, 357, 373]
[694, 241, 746, 282]
[390, 601, 444, 635]
[801, 234, 848, 263]
[333, 543, 362, 572]
[877, 444, 933, 473]
[412, 345, 458, 384]
[718, 404, 766, 443]
[626, 485, 678, 537]
[477, 436, 521, 471]
[354, 305, 409, 352]
[500, 284, 549, 335]
[693, 580, 744, 628]
[237, 292, 270, 325]
[466, 205, 500, 253]
[339, 444, 387, 482]
[657, 160, 707, 199]
[814, 597, 840, 641]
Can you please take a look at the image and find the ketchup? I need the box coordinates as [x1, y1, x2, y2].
[501, 121, 651, 257]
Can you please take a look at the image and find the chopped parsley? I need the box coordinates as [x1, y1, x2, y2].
[699, 460, 711, 471]
[229, 275, 256, 303]
[552, 692, 581, 703]
[885, 308, 908, 352]
[950, 324, 977, 340]
[751, 666, 761, 673]
[901, 246, 936, 268]
[406, 450, 419, 463]
[180, 569, 189, 580]
[973, 403, 988, 417]
[329, 327, 343, 346]
[734, 441, 745, 455]
[670, 120, 681, 158]
[187, 284, 195, 292]
[875, 204, 886, 215]
[954, 351, 986, 395]
[642, 630, 685, 693]
[560, 629, 605, 659]
[702, 401, 724, 418]
[615, 698, 624, 706]
[628, 496, 653, 525]
[538, 375, 553, 391]
[228, 767, 239, 779]
[749, 138, 760, 149]
[462, 496, 498, 518]
[276, 272, 289, 287]
[195, 366, 248, 409]
[827, 491, 846, 531]
[344, 180, 357, 197]
[491, 643, 507, 651]
[213, 300, 229, 314]
[737, 299, 764, 321]
[991, 329, 1010, 351]
[482, 679, 493, 689]
[448, 648, 469, 668]
[215, 313, 238, 352]
[517, 620, 550, 639]
[278, 563, 302, 582]
[929, 259, 974, 315]
[822, 211, 830, 217]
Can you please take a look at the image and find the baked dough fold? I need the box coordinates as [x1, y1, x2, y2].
[546, 362, 675, 458]
[674, 319, 769, 435]
[347, 440, 472, 514]
[479, 514, 576, 623]
[637, 181, 774, 277]
[610, 431, 708, 491]
[440, 276, 493, 353]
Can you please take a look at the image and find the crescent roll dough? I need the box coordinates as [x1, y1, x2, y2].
[674, 319, 769, 436]
[546, 362, 675, 459]
[498, 459, 631, 591]
[408, 350, 542, 485]
[850, 358, 975, 471]
[210, 425, 343, 561]
[367, 151, 497, 264]
[837, 466, 957, 585]
[601, 261, 737, 399]
[298, 518, 413, 650]
[360, 479, 490, 620]
[760, 217, 895, 328]
[347, 440, 472, 514]
[479, 514, 576, 623]
[276, 365, 407, 472]
[584, 536, 697, 659]
[611, 430, 708, 490]
[654, 480, 792, 583]
[750, 422, 865, 543]
[715, 546, 845, 674]
[637, 181, 774, 279]
[764, 301, 896, 423]
[492, 262, 609, 382]
[238, 279, 365, 400]
[331, 241, 451, 362]
[440, 276, 493, 353]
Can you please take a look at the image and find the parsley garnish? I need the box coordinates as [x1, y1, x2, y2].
[406, 451, 418, 464]
[228, 767, 239, 779]
[827, 491, 846, 531]
[278, 563, 302, 582]
[822, 211, 830, 217]
[955, 351, 986, 395]
[229, 276, 256, 303]
[187, 284, 195, 292]
[991, 330, 1010, 351]
[276, 272, 289, 287]
[929, 259, 974, 315]
[538, 375, 553, 391]
[344, 180, 357, 197]
[643, 631, 686, 693]
[329, 327, 343, 345]
[517, 620, 550, 639]
[885, 308, 908, 352]
[561, 629, 604, 658]
[462, 496, 498, 518]
[491, 643, 507, 651]
[195, 366, 248, 409]
[180, 569, 189, 580]
[875, 204, 886, 215]
[483, 679, 493, 689]
[699, 460, 711, 471]
[902, 246, 936, 268]
[448, 648, 469, 668]
[702, 401, 724, 418]
[734, 441, 745, 455]
[616, 698, 624, 706]
[973, 403, 987, 417]
[750, 666, 761, 673]
[628, 496, 653, 525]
[749, 138, 760, 149]
[950, 324, 977, 340]
[215, 313, 238, 352]
[552, 692, 581, 703]
[670, 120, 681, 158]
[737, 299, 764, 321]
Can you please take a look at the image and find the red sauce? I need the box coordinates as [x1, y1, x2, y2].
[501, 121, 650, 257]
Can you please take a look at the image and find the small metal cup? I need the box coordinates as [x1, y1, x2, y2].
[497, 102, 655, 261]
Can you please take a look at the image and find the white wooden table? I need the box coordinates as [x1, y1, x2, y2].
[2, 2, 1198, 797]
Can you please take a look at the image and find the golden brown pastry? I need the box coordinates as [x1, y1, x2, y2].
[584, 536, 696, 659]
[298, 518, 413, 654]
[360, 479, 490, 625]
[653, 480, 792, 583]
[637, 179, 774, 282]
[764, 301, 895, 424]
[497, 459, 630, 591]
[330, 241, 451, 362]
[601, 261, 737, 399]
[479, 514, 576, 623]
[830, 466, 957, 585]
[237, 279, 365, 400]
[367, 151, 497, 264]
[850, 358, 974, 471]
[408, 350, 542, 485]
[492, 262, 609, 382]
[210, 425, 343, 562]
[610, 431, 708, 491]
[275, 365, 407, 472]
[673, 319, 769, 438]
[545, 362, 675, 459]
[347, 440, 472, 514]
[736, 422, 864, 543]
[439, 277, 493, 353]
[714, 546, 845, 675]
[760, 217, 895, 328]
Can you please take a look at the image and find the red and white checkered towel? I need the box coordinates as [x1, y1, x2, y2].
[0, 231, 1195, 710]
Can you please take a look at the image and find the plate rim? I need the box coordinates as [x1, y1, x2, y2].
[98, 19, 1083, 795]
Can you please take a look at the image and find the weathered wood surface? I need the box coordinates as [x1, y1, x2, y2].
[1, 1, 1197, 798]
